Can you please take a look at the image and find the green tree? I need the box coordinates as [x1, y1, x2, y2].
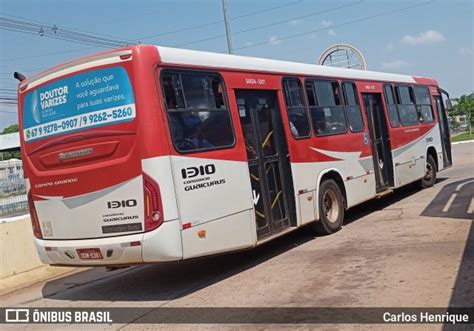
[450, 93, 474, 137]
[0, 150, 21, 160]
[0, 124, 21, 160]
[1, 124, 19, 134]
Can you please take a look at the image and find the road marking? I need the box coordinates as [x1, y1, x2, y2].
[456, 179, 474, 191]
[442, 193, 457, 213]
[442, 179, 474, 213]
[468, 197, 474, 214]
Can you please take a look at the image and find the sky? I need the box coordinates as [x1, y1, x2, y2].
[0, 0, 472, 131]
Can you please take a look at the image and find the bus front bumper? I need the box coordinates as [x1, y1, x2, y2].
[34, 219, 183, 266]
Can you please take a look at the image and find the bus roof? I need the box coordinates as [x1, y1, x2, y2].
[18, 44, 438, 91]
[156, 45, 438, 86]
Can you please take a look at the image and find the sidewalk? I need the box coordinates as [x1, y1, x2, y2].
[0, 264, 80, 297]
[0, 214, 82, 297]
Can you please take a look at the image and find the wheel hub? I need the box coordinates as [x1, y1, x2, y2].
[425, 162, 433, 180]
[323, 189, 339, 223]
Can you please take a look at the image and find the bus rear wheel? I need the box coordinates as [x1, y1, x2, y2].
[312, 179, 344, 235]
[419, 154, 437, 189]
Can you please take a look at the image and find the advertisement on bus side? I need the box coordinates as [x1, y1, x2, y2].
[22, 66, 135, 142]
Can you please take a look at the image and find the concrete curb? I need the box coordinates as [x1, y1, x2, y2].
[0, 215, 83, 296]
[0, 213, 30, 224]
[0, 216, 43, 279]
[0, 265, 79, 297]
[452, 140, 474, 145]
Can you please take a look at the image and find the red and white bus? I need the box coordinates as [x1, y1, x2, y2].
[17, 45, 452, 266]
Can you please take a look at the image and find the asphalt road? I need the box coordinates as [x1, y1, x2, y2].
[2, 142, 473, 330]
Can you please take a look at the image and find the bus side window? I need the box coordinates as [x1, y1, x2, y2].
[395, 85, 419, 126]
[306, 80, 347, 136]
[413, 86, 435, 123]
[162, 74, 185, 109]
[342, 82, 364, 132]
[282, 78, 311, 138]
[383, 84, 400, 128]
[161, 72, 235, 153]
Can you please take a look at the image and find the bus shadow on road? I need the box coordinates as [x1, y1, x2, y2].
[40, 178, 451, 303]
[41, 228, 318, 302]
[343, 178, 448, 225]
[421, 177, 473, 220]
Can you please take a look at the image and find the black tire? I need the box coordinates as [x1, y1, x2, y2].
[311, 179, 345, 235]
[418, 154, 437, 189]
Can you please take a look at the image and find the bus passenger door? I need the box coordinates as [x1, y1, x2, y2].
[362, 93, 394, 193]
[235, 89, 294, 239]
[435, 90, 452, 168]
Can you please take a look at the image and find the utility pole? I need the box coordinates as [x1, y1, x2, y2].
[221, 0, 234, 54]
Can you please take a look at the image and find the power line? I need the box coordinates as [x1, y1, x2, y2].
[0, 25, 116, 48]
[0, 92, 17, 97]
[0, 46, 98, 62]
[0, 13, 138, 45]
[0, 64, 44, 71]
[174, 0, 361, 48]
[139, 0, 302, 40]
[0, 0, 323, 64]
[0, 15, 138, 49]
[235, 1, 432, 50]
[0, 1, 299, 63]
[0, 34, 33, 43]
[1, 12, 138, 43]
[0, 96, 18, 102]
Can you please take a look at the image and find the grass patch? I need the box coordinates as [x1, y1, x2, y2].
[451, 132, 474, 143]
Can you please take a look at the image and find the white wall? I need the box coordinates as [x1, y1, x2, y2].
[0, 216, 43, 279]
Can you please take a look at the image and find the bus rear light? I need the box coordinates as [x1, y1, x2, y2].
[27, 191, 42, 239]
[143, 173, 164, 232]
[152, 211, 161, 222]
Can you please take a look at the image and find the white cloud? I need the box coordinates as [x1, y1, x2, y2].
[289, 19, 303, 26]
[269, 35, 281, 45]
[457, 47, 473, 55]
[321, 19, 332, 27]
[381, 60, 410, 70]
[401, 30, 446, 46]
[320, 20, 336, 36]
[385, 43, 395, 51]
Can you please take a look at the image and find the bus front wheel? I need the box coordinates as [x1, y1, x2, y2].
[418, 154, 437, 189]
[312, 179, 344, 235]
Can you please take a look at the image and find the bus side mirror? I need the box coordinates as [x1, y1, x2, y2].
[446, 99, 453, 111]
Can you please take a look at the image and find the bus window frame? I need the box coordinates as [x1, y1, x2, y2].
[382, 83, 401, 128]
[281, 77, 312, 140]
[341, 80, 365, 133]
[394, 84, 420, 127]
[159, 68, 236, 154]
[413, 85, 435, 124]
[304, 78, 349, 137]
